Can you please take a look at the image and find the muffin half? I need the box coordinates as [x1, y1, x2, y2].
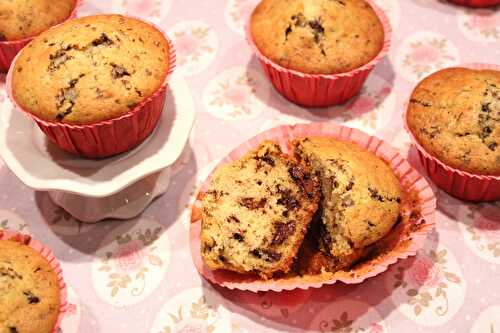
[293, 137, 401, 271]
[201, 142, 320, 278]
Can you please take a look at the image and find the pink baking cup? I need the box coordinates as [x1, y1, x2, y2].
[447, 0, 500, 7]
[0, 0, 81, 72]
[6, 16, 176, 159]
[0, 229, 68, 333]
[189, 122, 436, 292]
[404, 63, 500, 202]
[245, 0, 392, 108]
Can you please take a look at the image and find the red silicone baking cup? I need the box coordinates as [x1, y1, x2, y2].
[0, 0, 81, 72]
[404, 63, 500, 202]
[0, 229, 68, 333]
[447, 0, 500, 7]
[189, 122, 436, 292]
[6, 15, 176, 159]
[246, 0, 392, 108]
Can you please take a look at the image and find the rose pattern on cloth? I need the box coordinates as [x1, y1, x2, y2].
[167, 21, 218, 76]
[203, 67, 270, 120]
[224, 0, 259, 36]
[235, 289, 312, 319]
[310, 300, 387, 333]
[395, 31, 459, 82]
[0, 210, 29, 234]
[150, 287, 232, 333]
[91, 219, 171, 306]
[386, 244, 466, 326]
[458, 9, 500, 42]
[459, 203, 500, 263]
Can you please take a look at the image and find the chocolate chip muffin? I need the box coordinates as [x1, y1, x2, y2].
[0, 239, 60, 333]
[407, 67, 500, 175]
[250, 0, 385, 74]
[11, 14, 171, 125]
[293, 137, 401, 270]
[201, 142, 320, 279]
[0, 0, 76, 41]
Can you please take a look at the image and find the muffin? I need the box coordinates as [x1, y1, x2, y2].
[0, 239, 61, 333]
[250, 0, 385, 75]
[293, 137, 401, 270]
[12, 14, 170, 125]
[9, 14, 173, 158]
[201, 142, 320, 279]
[407, 67, 500, 176]
[0, 0, 77, 42]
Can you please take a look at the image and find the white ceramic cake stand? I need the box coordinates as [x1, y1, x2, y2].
[0, 73, 195, 222]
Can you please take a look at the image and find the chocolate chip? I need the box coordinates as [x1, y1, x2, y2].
[346, 181, 354, 191]
[111, 63, 131, 79]
[285, 25, 292, 40]
[0, 33, 6, 41]
[9, 327, 18, 333]
[145, 68, 152, 76]
[369, 187, 384, 202]
[308, 19, 325, 44]
[271, 221, 296, 245]
[277, 189, 300, 210]
[240, 197, 267, 210]
[481, 102, 491, 113]
[261, 249, 282, 262]
[227, 215, 240, 223]
[488, 142, 497, 151]
[218, 255, 227, 262]
[233, 233, 244, 242]
[23, 291, 40, 304]
[92, 33, 114, 47]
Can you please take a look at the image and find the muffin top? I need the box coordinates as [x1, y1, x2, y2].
[294, 137, 401, 254]
[0, 0, 76, 41]
[250, 0, 385, 74]
[0, 239, 60, 333]
[12, 14, 171, 125]
[201, 141, 320, 278]
[407, 67, 500, 175]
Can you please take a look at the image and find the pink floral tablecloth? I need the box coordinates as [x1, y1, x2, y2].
[0, 1, 500, 332]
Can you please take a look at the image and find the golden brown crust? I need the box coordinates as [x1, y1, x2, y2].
[407, 67, 500, 175]
[200, 141, 320, 279]
[293, 137, 401, 268]
[0, 240, 60, 333]
[12, 14, 170, 125]
[250, 0, 384, 74]
[0, 0, 76, 41]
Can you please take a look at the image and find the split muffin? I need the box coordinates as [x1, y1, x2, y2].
[250, 0, 385, 74]
[407, 67, 500, 176]
[293, 137, 401, 271]
[0, 239, 61, 333]
[200, 142, 320, 279]
[0, 0, 76, 41]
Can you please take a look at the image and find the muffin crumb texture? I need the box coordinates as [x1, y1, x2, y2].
[12, 15, 170, 125]
[293, 137, 401, 271]
[251, 0, 384, 74]
[0, 0, 76, 41]
[0, 240, 60, 333]
[200, 142, 320, 279]
[407, 67, 500, 175]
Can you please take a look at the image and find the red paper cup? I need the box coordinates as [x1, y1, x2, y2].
[0, 229, 68, 333]
[404, 63, 500, 202]
[447, 0, 500, 7]
[0, 0, 81, 72]
[6, 16, 176, 159]
[189, 122, 436, 292]
[246, 0, 392, 108]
